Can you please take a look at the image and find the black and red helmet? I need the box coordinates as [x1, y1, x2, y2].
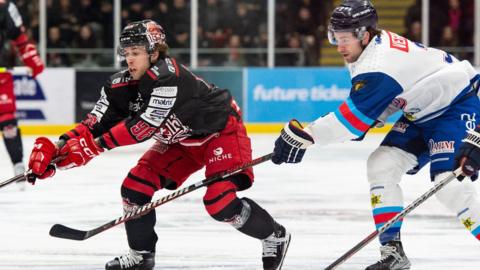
[328, 0, 378, 45]
[118, 20, 166, 56]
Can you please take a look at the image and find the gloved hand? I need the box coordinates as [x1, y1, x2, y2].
[28, 137, 58, 183]
[272, 119, 314, 164]
[56, 131, 104, 170]
[454, 128, 480, 181]
[14, 34, 44, 78]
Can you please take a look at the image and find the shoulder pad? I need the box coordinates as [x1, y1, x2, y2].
[145, 57, 179, 80]
[109, 70, 135, 89]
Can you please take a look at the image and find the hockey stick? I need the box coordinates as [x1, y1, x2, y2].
[0, 157, 64, 189]
[0, 171, 31, 189]
[49, 152, 274, 241]
[324, 167, 463, 270]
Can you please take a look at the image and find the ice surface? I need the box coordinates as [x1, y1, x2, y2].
[0, 134, 479, 269]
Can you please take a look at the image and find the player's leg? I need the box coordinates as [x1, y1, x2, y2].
[429, 96, 480, 242]
[0, 118, 24, 173]
[366, 118, 426, 270]
[106, 142, 203, 270]
[202, 116, 290, 270]
[0, 72, 25, 183]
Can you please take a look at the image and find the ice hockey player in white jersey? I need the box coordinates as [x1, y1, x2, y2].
[272, 0, 480, 269]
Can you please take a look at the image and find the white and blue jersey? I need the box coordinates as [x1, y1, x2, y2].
[306, 30, 480, 176]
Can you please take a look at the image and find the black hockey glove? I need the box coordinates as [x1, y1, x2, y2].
[272, 119, 314, 164]
[454, 128, 480, 181]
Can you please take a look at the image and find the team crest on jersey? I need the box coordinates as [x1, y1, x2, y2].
[386, 31, 409, 52]
[462, 217, 476, 230]
[370, 194, 382, 208]
[429, 139, 455, 155]
[353, 80, 366, 91]
[153, 113, 191, 144]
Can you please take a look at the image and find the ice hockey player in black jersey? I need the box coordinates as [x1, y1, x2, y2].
[27, 20, 290, 270]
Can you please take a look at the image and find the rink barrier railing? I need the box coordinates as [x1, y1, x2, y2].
[16, 123, 394, 135]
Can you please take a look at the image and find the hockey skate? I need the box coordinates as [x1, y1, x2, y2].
[105, 249, 155, 270]
[14, 163, 26, 191]
[262, 224, 291, 270]
[366, 241, 411, 270]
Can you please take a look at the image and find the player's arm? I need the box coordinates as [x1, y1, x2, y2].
[272, 72, 403, 164]
[28, 79, 130, 179]
[3, 1, 44, 77]
[98, 77, 177, 150]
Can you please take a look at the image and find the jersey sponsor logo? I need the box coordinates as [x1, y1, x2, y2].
[149, 96, 176, 108]
[429, 139, 455, 155]
[461, 113, 476, 130]
[129, 92, 144, 112]
[387, 31, 409, 52]
[208, 147, 233, 164]
[91, 88, 109, 120]
[151, 66, 160, 76]
[144, 107, 165, 122]
[164, 58, 177, 74]
[392, 121, 409, 133]
[153, 113, 191, 144]
[152, 86, 178, 97]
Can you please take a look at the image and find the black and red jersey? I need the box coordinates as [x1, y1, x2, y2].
[66, 57, 238, 149]
[0, 0, 25, 66]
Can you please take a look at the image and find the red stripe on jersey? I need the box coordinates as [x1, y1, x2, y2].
[106, 121, 138, 147]
[476, 233, 480, 240]
[123, 177, 155, 197]
[147, 70, 157, 80]
[0, 113, 15, 123]
[204, 192, 237, 215]
[339, 102, 370, 132]
[111, 82, 129, 88]
[64, 124, 89, 139]
[102, 132, 117, 149]
[171, 58, 180, 77]
[373, 212, 403, 224]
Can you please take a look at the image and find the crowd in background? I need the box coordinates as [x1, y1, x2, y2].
[8, 0, 477, 68]
[403, 0, 475, 61]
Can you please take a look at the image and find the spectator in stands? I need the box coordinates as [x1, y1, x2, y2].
[403, 20, 422, 43]
[276, 32, 303, 67]
[98, 0, 114, 48]
[170, 0, 191, 62]
[224, 34, 246, 67]
[47, 26, 70, 67]
[73, 24, 100, 68]
[231, 2, 258, 47]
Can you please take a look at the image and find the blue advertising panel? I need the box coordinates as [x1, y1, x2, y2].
[246, 67, 351, 122]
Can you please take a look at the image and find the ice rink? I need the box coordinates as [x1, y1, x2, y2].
[1, 134, 479, 270]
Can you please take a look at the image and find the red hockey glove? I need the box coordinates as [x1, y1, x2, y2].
[14, 34, 44, 78]
[56, 131, 104, 170]
[28, 137, 59, 182]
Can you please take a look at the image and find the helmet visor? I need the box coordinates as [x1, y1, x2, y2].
[328, 25, 367, 45]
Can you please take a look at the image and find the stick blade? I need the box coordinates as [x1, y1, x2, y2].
[49, 224, 88, 241]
